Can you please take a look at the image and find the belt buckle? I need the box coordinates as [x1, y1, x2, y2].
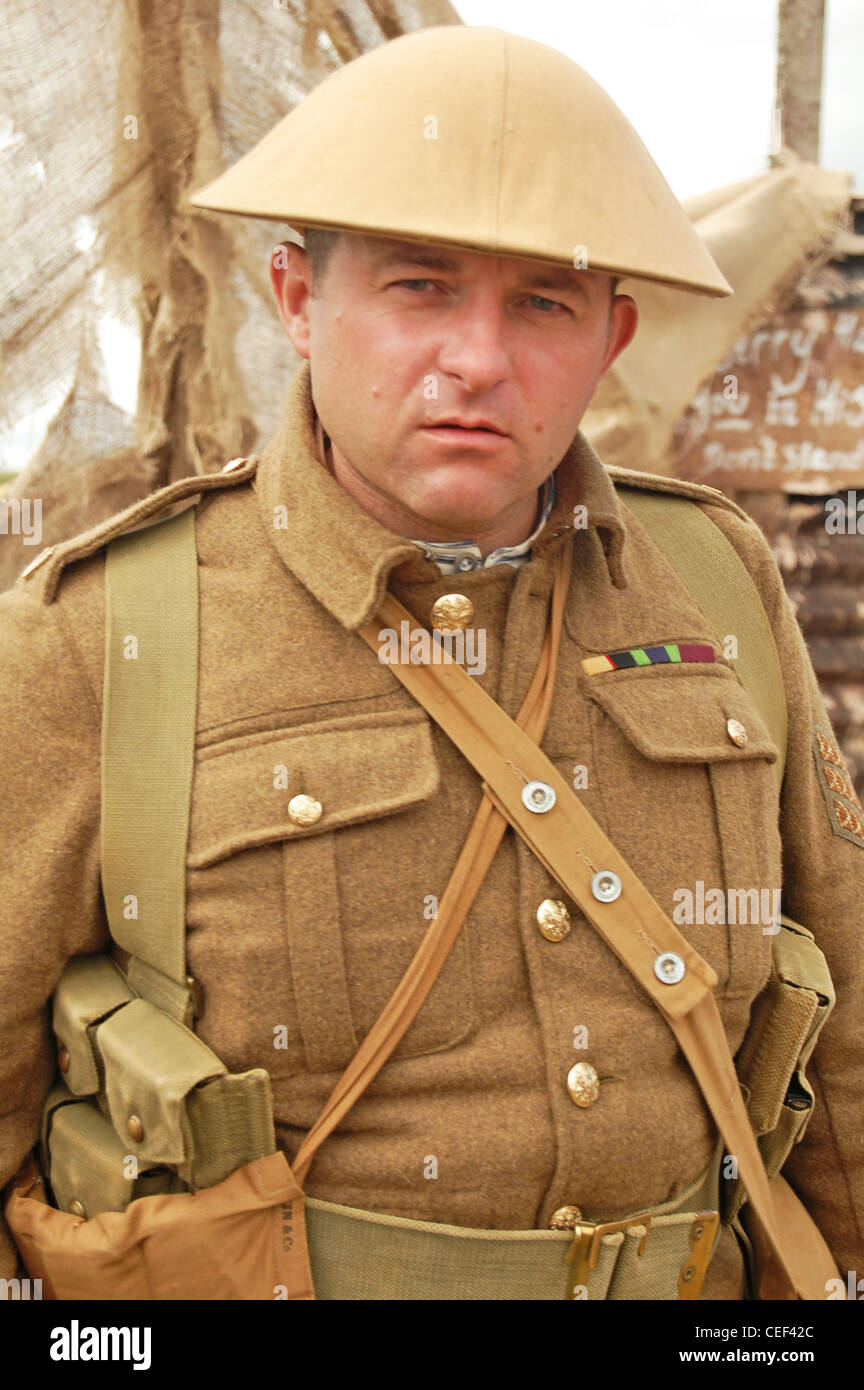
[564, 1208, 720, 1300]
[565, 1212, 652, 1298]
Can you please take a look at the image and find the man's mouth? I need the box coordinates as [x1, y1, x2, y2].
[422, 418, 507, 436]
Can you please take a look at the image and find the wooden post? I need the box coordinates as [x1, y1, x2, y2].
[774, 0, 826, 164]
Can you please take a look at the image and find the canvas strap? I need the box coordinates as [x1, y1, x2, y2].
[350, 554, 816, 1300]
[102, 510, 199, 1023]
[620, 491, 787, 790]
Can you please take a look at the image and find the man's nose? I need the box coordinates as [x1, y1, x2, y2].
[435, 292, 511, 394]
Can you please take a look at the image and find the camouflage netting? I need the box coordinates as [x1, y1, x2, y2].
[0, 0, 459, 587]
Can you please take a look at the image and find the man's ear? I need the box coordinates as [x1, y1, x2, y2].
[600, 294, 639, 376]
[270, 242, 313, 359]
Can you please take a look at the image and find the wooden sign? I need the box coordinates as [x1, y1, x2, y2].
[675, 306, 864, 493]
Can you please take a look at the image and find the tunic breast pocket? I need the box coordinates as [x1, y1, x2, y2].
[584, 664, 782, 1020]
[186, 706, 476, 1077]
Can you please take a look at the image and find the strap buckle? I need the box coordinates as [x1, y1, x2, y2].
[565, 1208, 720, 1300]
[565, 1212, 652, 1297]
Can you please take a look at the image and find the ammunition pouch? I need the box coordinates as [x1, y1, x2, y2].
[724, 914, 836, 1296]
[39, 953, 276, 1219]
[726, 915, 835, 1224]
[4, 951, 306, 1301]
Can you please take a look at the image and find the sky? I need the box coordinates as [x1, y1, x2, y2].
[458, 0, 864, 198]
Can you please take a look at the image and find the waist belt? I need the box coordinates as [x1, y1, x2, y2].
[305, 1148, 723, 1301]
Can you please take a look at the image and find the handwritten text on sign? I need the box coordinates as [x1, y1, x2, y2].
[676, 307, 864, 493]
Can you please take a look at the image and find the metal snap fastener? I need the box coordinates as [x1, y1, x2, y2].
[726, 717, 748, 747]
[68, 1199, 86, 1219]
[654, 951, 686, 985]
[590, 870, 622, 903]
[522, 781, 556, 814]
[127, 1114, 145, 1142]
[536, 899, 572, 942]
[430, 593, 474, 632]
[288, 793, 323, 827]
[457, 557, 474, 572]
[548, 1204, 584, 1230]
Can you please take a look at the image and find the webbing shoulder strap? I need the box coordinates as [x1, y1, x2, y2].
[101, 508, 199, 1023]
[620, 490, 787, 793]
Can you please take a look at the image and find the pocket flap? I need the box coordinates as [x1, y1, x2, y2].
[42, 1083, 182, 1218]
[52, 955, 138, 1098]
[188, 706, 439, 868]
[585, 666, 779, 764]
[96, 999, 226, 1166]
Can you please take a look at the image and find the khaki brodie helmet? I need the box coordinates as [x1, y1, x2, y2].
[189, 25, 731, 299]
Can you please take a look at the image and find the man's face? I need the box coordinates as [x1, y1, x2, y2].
[272, 232, 637, 542]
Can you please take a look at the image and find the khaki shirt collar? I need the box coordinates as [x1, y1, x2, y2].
[254, 361, 628, 630]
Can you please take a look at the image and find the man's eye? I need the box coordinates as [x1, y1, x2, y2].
[391, 279, 435, 292]
[527, 294, 566, 313]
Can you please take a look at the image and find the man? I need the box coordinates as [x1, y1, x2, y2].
[1, 25, 862, 1301]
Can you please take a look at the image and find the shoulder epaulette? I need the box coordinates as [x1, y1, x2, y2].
[17, 455, 259, 604]
[607, 464, 753, 524]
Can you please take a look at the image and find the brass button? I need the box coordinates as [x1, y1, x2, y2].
[127, 1114, 145, 1143]
[548, 1203, 583, 1230]
[221, 456, 247, 473]
[68, 1199, 86, 1219]
[567, 1061, 600, 1108]
[430, 593, 474, 632]
[57, 1045, 70, 1075]
[20, 546, 54, 579]
[726, 717, 748, 747]
[536, 899, 571, 942]
[288, 793, 323, 827]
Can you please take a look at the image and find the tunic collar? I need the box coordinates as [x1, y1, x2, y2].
[407, 475, 556, 576]
[254, 361, 628, 631]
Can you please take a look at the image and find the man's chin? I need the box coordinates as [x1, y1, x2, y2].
[396, 467, 522, 527]
[397, 489, 514, 538]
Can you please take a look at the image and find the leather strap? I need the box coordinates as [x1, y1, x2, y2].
[291, 540, 573, 1185]
[352, 541, 812, 1300]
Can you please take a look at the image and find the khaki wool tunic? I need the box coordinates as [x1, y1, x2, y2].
[1, 362, 862, 1297]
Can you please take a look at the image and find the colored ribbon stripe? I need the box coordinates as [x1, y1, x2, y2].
[582, 643, 715, 675]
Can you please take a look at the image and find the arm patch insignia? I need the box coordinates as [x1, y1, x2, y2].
[814, 726, 864, 849]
